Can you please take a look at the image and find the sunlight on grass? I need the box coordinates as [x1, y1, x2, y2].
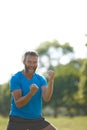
[0, 116, 8, 130]
[46, 116, 87, 130]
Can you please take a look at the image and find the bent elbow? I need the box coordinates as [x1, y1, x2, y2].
[43, 97, 50, 102]
[15, 101, 24, 108]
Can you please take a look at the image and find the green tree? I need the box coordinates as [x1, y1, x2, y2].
[53, 63, 79, 116]
[78, 60, 87, 114]
[36, 40, 74, 73]
[0, 82, 10, 116]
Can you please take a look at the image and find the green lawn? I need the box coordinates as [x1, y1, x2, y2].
[0, 116, 87, 130]
[46, 116, 87, 130]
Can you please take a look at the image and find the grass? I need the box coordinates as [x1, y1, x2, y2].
[0, 115, 87, 130]
[0, 116, 8, 130]
[46, 116, 87, 130]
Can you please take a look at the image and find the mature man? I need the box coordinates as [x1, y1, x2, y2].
[6, 51, 57, 130]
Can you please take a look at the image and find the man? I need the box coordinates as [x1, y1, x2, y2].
[6, 51, 57, 130]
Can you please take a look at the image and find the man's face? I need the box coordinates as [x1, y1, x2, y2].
[24, 55, 38, 75]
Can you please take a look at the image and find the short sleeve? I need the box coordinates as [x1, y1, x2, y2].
[40, 76, 48, 87]
[9, 75, 21, 92]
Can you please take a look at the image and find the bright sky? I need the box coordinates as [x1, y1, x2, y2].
[0, 0, 87, 84]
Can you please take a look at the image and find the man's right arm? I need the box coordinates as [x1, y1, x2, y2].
[12, 84, 38, 108]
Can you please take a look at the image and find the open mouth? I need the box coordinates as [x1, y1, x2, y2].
[28, 67, 34, 72]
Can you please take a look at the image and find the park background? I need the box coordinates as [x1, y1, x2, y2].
[0, 0, 87, 130]
[0, 41, 87, 130]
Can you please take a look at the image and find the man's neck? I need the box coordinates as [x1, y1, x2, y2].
[22, 70, 33, 79]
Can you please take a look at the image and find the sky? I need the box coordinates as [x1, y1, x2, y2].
[0, 0, 87, 84]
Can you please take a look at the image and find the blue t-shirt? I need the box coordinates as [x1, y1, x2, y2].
[9, 71, 48, 119]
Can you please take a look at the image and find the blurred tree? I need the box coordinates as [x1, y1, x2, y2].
[0, 82, 10, 116]
[51, 63, 79, 117]
[36, 40, 74, 73]
[78, 60, 87, 114]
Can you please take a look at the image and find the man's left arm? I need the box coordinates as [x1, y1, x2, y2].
[42, 70, 54, 102]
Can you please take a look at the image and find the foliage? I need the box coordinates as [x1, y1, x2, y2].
[77, 60, 87, 114]
[36, 40, 60, 55]
[0, 83, 11, 116]
[36, 40, 74, 72]
[49, 63, 80, 116]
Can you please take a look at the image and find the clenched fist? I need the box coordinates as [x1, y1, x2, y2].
[30, 84, 38, 96]
[47, 70, 55, 80]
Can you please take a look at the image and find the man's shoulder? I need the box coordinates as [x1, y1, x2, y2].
[10, 71, 22, 80]
[34, 73, 43, 78]
[34, 73, 46, 80]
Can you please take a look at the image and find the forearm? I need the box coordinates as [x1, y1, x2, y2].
[13, 84, 38, 108]
[15, 92, 33, 108]
[44, 80, 54, 102]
